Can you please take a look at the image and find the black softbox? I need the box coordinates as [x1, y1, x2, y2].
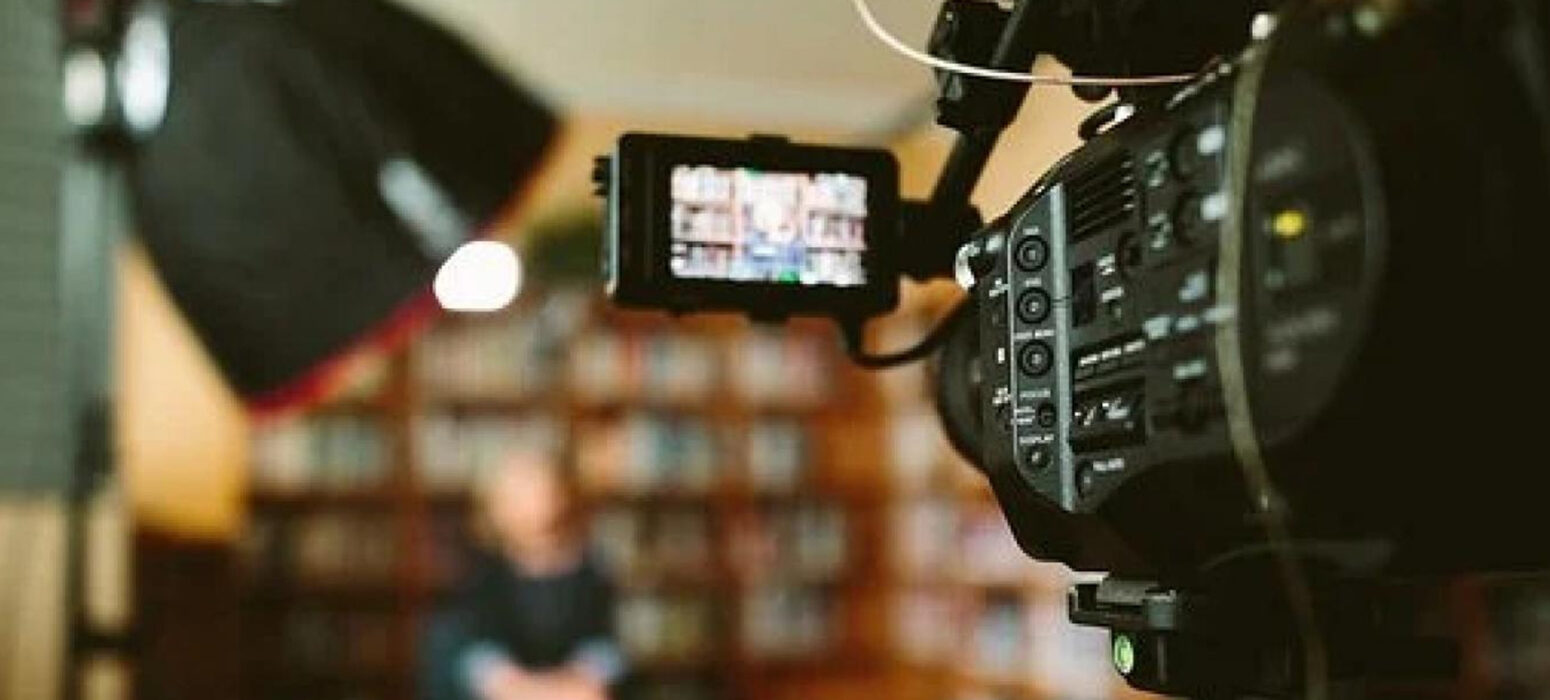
[130, 0, 557, 413]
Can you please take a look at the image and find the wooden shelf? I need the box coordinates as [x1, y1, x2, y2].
[308, 396, 395, 416]
[246, 668, 400, 688]
[586, 490, 723, 504]
[959, 579, 1046, 595]
[240, 580, 408, 604]
[954, 670, 1048, 698]
[249, 489, 400, 508]
[419, 487, 887, 510]
[421, 393, 836, 419]
[425, 394, 554, 412]
[628, 655, 731, 674]
[614, 574, 730, 592]
[744, 654, 889, 676]
[885, 574, 1040, 591]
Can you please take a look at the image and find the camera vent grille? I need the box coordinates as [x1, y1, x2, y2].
[1067, 152, 1137, 242]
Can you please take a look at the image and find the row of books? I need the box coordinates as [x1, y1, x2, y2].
[621, 585, 845, 663]
[589, 503, 850, 583]
[726, 330, 833, 407]
[576, 415, 721, 494]
[744, 420, 812, 491]
[740, 586, 837, 657]
[251, 412, 817, 497]
[417, 310, 566, 399]
[888, 407, 967, 492]
[892, 587, 962, 664]
[420, 310, 837, 409]
[880, 306, 982, 495]
[240, 513, 399, 589]
[617, 592, 720, 662]
[634, 679, 723, 700]
[423, 323, 835, 409]
[253, 607, 396, 675]
[417, 412, 814, 495]
[728, 505, 849, 582]
[415, 413, 562, 492]
[892, 590, 1115, 699]
[592, 508, 716, 581]
[891, 498, 959, 583]
[892, 500, 1066, 586]
[251, 416, 391, 492]
[567, 331, 718, 404]
[569, 329, 835, 408]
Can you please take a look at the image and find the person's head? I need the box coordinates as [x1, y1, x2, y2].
[478, 449, 581, 560]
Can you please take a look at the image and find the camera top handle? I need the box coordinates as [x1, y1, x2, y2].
[896, 0, 1040, 283]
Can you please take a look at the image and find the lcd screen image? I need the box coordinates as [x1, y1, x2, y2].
[669, 165, 869, 286]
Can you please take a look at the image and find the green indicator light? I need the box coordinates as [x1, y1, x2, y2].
[1113, 634, 1137, 676]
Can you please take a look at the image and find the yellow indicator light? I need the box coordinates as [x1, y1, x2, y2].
[1272, 209, 1309, 239]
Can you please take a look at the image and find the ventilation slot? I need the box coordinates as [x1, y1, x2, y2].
[1067, 153, 1137, 243]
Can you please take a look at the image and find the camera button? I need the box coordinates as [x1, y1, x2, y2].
[1076, 461, 1098, 498]
[1173, 193, 1204, 244]
[1017, 288, 1052, 324]
[1171, 127, 1206, 178]
[1147, 213, 1173, 252]
[1019, 341, 1053, 377]
[1143, 151, 1170, 189]
[1014, 237, 1049, 272]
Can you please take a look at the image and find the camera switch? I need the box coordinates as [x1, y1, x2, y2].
[1024, 445, 1052, 472]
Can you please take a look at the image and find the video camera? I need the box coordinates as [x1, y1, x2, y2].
[597, 0, 1547, 695]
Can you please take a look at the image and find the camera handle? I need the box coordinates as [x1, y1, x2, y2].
[835, 0, 1034, 365]
[832, 0, 1041, 365]
[884, 0, 1047, 287]
[923, 0, 1043, 209]
[909, 0, 1104, 279]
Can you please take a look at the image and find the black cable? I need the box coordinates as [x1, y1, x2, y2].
[839, 301, 971, 370]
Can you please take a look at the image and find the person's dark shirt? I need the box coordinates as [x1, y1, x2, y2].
[460, 549, 616, 669]
[422, 548, 622, 700]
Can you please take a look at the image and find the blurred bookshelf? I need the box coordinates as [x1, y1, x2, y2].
[236, 284, 1153, 700]
[238, 287, 891, 700]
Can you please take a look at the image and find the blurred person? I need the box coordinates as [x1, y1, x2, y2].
[423, 451, 625, 700]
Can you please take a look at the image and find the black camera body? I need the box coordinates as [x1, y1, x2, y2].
[599, 133, 900, 321]
[595, 0, 1550, 693]
[595, 0, 1547, 583]
[953, 0, 1546, 581]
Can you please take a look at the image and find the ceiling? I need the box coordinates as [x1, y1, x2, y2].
[394, 0, 944, 137]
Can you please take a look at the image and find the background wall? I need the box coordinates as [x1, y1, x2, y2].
[117, 246, 249, 541]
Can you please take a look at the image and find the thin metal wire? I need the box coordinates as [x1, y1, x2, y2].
[850, 0, 1199, 87]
